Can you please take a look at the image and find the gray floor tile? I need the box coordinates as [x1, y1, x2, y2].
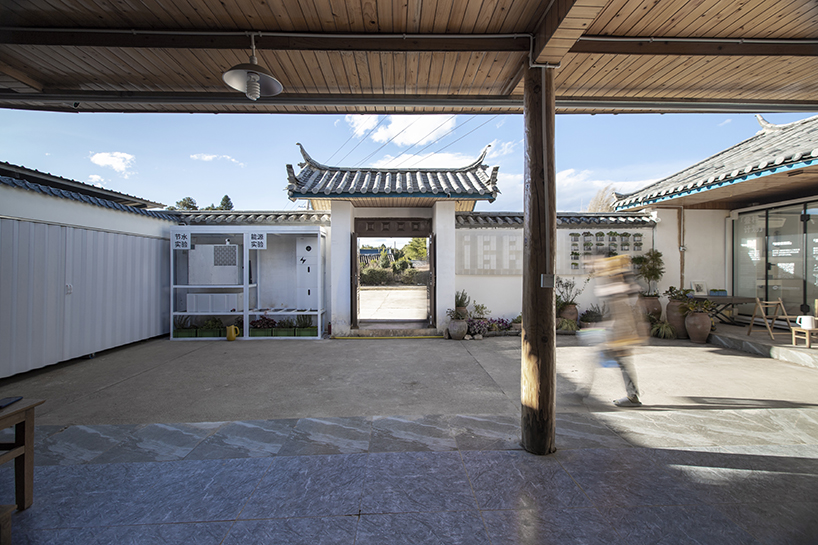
[277, 417, 371, 456]
[241, 454, 367, 519]
[450, 414, 522, 451]
[122, 458, 273, 524]
[600, 505, 761, 545]
[13, 522, 233, 545]
[90, 422, 225, 463]
[462, 450, 592, 511]
[555, 413, 632, 450]
[482, 508, 622, 545]
[716, 502, 818, 545]
[185, 419, 298, 460]
[34, 424, 137, 465]
[370, 415, 457, 453]
[361, 451, 477, 514]
[356, 511, 491, 545]
[224, 517, 358, 545]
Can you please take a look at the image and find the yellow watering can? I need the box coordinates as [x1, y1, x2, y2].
[226, 325, 240, 341]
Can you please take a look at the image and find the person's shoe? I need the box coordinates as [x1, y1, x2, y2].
[614, 396, 642, 407]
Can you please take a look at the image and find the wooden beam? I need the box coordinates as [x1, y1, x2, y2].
[0, 59, 43, 92]
[570, 36, 818, 57]
[533, 0, 609, 65]
[521, 65, 557, 455]
[0, 28, 529, 52]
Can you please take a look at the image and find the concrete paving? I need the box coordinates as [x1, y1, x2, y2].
[0, 334, 816, 543]
[358, 286, 428, 321]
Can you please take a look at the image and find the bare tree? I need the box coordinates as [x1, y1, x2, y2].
[587, 184, 616, 212]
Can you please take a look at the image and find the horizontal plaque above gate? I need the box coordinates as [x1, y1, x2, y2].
[355, 218, 432, 237]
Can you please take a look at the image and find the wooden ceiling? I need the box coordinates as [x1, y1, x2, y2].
[1, 0, 817, 114]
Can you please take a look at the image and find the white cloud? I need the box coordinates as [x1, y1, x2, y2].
[371, 115, 455, 147]
[718, 119, 732, 127]
[89, 151, 135, 178]
[345, 114, 380, 137]
[190, 153, 245, 167]
[87, 174, 105, 187]
[556, 168, 656, 212]
[486, 139, 519, 159]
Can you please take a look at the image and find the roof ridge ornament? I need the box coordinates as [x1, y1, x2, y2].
[755, 114, 782, 133]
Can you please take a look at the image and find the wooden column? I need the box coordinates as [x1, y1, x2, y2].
[521, 65, 557, 455]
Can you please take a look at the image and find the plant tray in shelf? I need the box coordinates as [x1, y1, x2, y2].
[250, 329, 273, 337]
[273, 328, 295, 336]
[296, 327, 319, 337]
[174, 329, 197, 338]
[197, 328, 224, 338]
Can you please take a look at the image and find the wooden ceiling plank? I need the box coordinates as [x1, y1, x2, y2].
[425, 51, 446, 95]
[650, 0, 728, 37]
[694, 0, 770, 37]
[418, 0, 441, 32]
[313, 51, 341, 92]
[354, 50, 373, 93]
[597, 0, 652, 36]
[432, 0, 456, 33]
[360, 0, 380, 32]
[376, 0, 394, 32]
[299, 50, 329, 92]
[584, 0, 630, 34]
[327, 0, 353, 31]
[340, 51, 362, 94]
[407, 0, 423, 32]
[285, 0, 321, 32]
[455, 52, 484, 95]
[393, 51, 407, 94]
[415, 51, 432, 94]
[381, 51, 395, 94]
[459, 0, 489, 33]
[0, 58, 44, 92]
[310, 0, 339, 31]
[619, 0, 697, 36]
[446, 51, 471, 95]
[445, 0, 470, 33]
[767, 2, 818, 38]
[494, 0, 534, 33]
[366, 51, 384, 91]
[342, 0, 368, 32]
[404, 51, 419, 94]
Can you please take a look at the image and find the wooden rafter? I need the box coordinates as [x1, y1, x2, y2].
[570, 36, 818, 56]
[533, 0, 610, 65]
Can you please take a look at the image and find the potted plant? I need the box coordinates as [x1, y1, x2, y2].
[557, 317, 579, 333]
[197, 317, 224, 338]
[250, 315, 276, 337]
[579, 303, 606, 329]
[274, 318, 296, 337]
[569, 232, 580, 242]
[583, 231, 593, 242]
[680, 298, 714, 344]
[173, 315, 197, 338]
[455, 289, 471, 319]
[555, 275, 589, 321]
[651, 319, 676, 339]
[447, 308, 469, 340]
[607, 230, 619, 241]
[511, 313, 522, 331]
[663, 286, 694, 339]
[632, 249, 664, 320]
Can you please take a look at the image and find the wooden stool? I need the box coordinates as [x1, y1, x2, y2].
[747, 298, 794, 339]
[792, 327, 818, 348]
[0, 504, 15, 545]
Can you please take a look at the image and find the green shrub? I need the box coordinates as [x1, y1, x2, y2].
[360, 267, 392, 285]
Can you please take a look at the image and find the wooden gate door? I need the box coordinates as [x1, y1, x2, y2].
[428, 234, 436, 328]
[351, 233, 359, 329]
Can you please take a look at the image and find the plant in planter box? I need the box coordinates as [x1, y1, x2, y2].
[663, 286, 694, 339]
[173, 315, 197, 338]
[607, 231, 619, 241]
[569, 232, 580, 242]
[455, 289, 471, 318]
[582, 231, 593, 241]
[198, 317, 225, 337]
[295, 314, 318, 337]
[511, 313, 522, 330]
[446, 308, 469, 340]
[595, 231, 605, 241]
[275, 318, 296, 336]
[250, 315, 276, 337]
[680, 298, 715, 344]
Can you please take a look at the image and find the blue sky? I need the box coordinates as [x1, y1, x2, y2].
[1, 109, 814, 213]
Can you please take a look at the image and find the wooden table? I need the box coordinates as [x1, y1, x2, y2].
[792, 327, 818, 348]
[692, 296, 756, 325]
[0, 399, 44, 511]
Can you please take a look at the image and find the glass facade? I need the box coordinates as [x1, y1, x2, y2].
[734, 202, 818, 316]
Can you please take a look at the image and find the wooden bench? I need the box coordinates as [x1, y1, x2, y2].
[0, 504, 15, 545]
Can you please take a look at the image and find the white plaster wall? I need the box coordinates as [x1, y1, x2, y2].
[682, 209, 730, 293]
[330, 201, 354, 335]
[455, 275, 522, 320]
[434, 202, 456, 329]
[651, 208, 681, 295]
[0, 185, 173, 238]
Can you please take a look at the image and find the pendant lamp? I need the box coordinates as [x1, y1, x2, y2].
[222, 34, 283, 100]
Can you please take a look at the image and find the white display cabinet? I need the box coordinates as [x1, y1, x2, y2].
[170, 226, 326, 340]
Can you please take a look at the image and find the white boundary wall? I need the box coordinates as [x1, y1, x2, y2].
[0, 185, 173, 378]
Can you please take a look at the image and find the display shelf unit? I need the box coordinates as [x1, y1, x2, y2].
[170, 226, 326, 340]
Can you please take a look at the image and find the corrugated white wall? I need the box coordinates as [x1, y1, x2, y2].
[0, 218, 170, 378]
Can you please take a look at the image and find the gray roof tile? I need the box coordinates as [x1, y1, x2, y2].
[615, 114, 818, 210]
[176, 210, 331, 226]
[455, 212, 654, 228]
[1, 176, 177, 221]
[287, 144, 499, 202]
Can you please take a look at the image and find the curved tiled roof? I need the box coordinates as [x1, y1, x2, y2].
[455, 212, 654, 227]
[615, 115, 818, 210]
[175, 210, 331, 225]
[1, 176, 177, 221]
[287, 144, 499, 202]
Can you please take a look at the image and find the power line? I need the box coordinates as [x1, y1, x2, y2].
[354, 116, 422, 167]
[381, 115, 456, 168]
[337, 116, 388, 165]
[391, 115, 478, 168]
[405, 115, 499, 169]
